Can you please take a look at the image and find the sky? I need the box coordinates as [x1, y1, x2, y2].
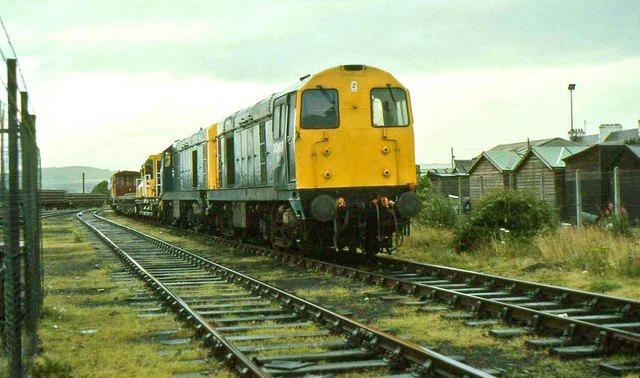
[0, 0, 638, 171]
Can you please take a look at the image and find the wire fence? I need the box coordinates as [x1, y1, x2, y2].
[434, 165, 640, 225]
[0, 26, 42, 378]
[566, 167, 640, 225]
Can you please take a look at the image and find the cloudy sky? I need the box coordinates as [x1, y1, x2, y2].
[1, 1, 638, 171]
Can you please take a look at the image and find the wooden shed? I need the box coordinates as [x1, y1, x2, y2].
[468, 151, 524, 206]
[425, 160, 472, 198]
[513, 146, 587, 217]
[563, 143, 640, 221]
[428, 173, 470, 198]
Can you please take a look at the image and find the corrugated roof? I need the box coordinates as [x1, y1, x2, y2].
[562, 141, 630, 162]
[529, 146, 590, 169]
[487, 151, 525, 171]
[453, 159, 474, 173]
[469, 151, 524, 173]
[572, 134, 599, 145]
[626, 145, 640, 159]
[605, 128, 639, 142]
[489, 137, 574, 152]
[418, 163, 450, 170]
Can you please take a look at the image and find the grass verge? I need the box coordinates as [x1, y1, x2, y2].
[30, 215, 230, 377]
[397, 224, 640, 300]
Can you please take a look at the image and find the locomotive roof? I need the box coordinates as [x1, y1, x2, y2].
[216, 65, 397, 134]
[173, 127, 208, 152]
[112, 170, 139, 176]
[169, 65, 398, 143]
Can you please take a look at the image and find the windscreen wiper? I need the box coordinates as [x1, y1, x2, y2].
[316, 85, 335, 106]
[386, 84, 397, 104]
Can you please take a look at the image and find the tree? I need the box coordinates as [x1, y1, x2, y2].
[91, 180, 109, 195]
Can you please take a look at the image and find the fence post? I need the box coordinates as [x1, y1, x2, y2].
[613, 166, 620, 216]
[457, 176, 463, 216]
[0, 101, 4, 351]
[4, 58, 24, 378]
[575, 169, 582, 227]
[20, 91, 41, 359]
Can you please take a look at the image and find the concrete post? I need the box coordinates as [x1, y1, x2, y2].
[613, 167, 620, 216]
[576, 169, 582, 227]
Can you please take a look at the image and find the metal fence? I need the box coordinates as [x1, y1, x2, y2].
[566, 167, 640, 226]
[0, 58, 42, 377]
[448, 164, 640, 225]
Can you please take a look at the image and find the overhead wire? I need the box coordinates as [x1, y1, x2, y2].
[0, 16, 35, 114]
[0, 38, 7, 90]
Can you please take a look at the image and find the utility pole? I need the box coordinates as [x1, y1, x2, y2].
[82, 172, 85, 193]
[568, 84, 576, 141]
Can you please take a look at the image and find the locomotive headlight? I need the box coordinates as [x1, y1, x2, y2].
[310, 194, 336, 222]
[396, 191, 421, 219]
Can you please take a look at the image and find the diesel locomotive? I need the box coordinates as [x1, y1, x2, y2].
[112, 65, 420, 254]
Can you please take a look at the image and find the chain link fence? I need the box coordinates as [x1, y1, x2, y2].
[0, 58, 42, 377]
[566, 167, 640, 225]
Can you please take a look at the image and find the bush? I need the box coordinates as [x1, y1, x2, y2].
[603, 213, 633, 237]
[416, 191, 458, 228]
[31, 355, 72, 377]
[454, 190, 556, 251]
[415, 175, 457, 228]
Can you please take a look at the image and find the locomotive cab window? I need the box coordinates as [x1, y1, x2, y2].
[301, 88, 339, 129]
[371, 87, 409, 127]
[144, 159, 153, 175]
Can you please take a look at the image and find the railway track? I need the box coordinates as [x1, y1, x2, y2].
[238, 247, 640, 375]
[79, 211, 494, 377]
[41, 209, 90, 218]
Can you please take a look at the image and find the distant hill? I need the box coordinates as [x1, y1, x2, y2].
[42, 166, 114, 193]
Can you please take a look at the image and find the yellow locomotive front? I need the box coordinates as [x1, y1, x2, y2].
[295, 65, 416, 190]
[293, 65, 420, 253]
[135, 153, 162, 216]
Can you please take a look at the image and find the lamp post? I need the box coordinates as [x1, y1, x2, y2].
[568, 83, 576, 141]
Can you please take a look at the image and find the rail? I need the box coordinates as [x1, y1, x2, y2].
[80, 211, 494, 377]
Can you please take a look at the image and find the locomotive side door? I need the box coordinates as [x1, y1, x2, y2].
[286, 94, 296, 183]
[273, 94, 296, 190]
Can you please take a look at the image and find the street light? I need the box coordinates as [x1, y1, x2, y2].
[568, 83, 576, 141]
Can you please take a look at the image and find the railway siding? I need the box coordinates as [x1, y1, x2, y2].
[102, 211, 640, 376]
[243, 248, 640, 374]
[80, 211, 494, 377]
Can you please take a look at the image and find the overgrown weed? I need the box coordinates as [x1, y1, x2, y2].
[536, 226, 640, 277]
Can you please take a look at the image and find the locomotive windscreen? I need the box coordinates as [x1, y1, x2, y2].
[301, 88, 339, 129]
[371, 87, 409, 127]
